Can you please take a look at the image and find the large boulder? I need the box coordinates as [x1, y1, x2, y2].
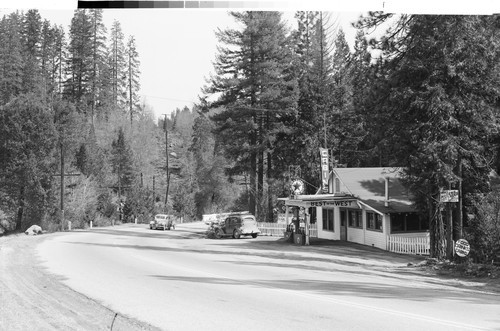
[25, 225, 43, 236]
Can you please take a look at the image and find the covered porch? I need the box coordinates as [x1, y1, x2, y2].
[278, 193, 357, 245]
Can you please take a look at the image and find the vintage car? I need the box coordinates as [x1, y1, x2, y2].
[150, 214, 175, 230]
[212, 212, 260, 239]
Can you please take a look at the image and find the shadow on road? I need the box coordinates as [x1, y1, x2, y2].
[148, 274, 500, 306]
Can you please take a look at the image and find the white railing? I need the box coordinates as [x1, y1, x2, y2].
[257, 222, 318, 238]
[387, 235, 430, 255]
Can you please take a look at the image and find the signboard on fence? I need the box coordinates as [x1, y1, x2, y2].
[440, 190, 459, 203]
[455, 239, 470, 257]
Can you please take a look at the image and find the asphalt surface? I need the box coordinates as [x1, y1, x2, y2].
[2, 223, 500, 330]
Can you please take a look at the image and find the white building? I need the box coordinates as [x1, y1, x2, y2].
[279, 167, 429, 254]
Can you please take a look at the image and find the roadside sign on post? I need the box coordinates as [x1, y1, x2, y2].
[319, 148, 329, 193]
[440, 190, 459, 203]
[455, 239, 470, 257]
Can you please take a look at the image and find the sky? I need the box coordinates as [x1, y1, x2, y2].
[1, 1, 499, 120]
[21, 9, 365, 119]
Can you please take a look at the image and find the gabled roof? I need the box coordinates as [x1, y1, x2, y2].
[332, 167, 415, 214]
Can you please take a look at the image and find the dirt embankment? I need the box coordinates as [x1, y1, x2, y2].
[0, 233, 161, 331]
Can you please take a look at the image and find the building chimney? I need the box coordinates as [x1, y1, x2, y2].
[385, 177, 390, 207]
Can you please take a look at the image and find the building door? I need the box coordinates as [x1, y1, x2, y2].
[340, 209, 347, 241]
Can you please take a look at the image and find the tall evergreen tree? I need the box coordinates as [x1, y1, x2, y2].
[205, 11, 298, 220]
[89, 9, 107, 128]
[65, 9, 93, 113]
[0, 13, 24, 104]
[291, 11, 337, 194]
[125, 35, 140, 126]
[52, 25, 66, 96]
[0, 94, 57, 231]
[108, 20, 126, 111]
[21, 9, 42, 94]
[357, 13, 500, 259]
[110, 127, 135, 197]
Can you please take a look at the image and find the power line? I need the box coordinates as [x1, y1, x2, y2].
[142, 94, 196, 103]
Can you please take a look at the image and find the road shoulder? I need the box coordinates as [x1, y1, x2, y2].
[0, 232, 160, 331]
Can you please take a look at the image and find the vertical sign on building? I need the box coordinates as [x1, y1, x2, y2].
[319, 148, 329, 193]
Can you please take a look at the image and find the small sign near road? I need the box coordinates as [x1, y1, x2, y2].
[440, 190, 459, 203]
[455, 239, 470, 257]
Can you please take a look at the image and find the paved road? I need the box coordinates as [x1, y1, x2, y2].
[5, 223, 500, 330]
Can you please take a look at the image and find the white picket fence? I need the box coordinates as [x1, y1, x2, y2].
[387, 235, 430, 256]
[257, 222, 318, 238]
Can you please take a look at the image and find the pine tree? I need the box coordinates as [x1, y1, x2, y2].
[205, 11, 298, 220]
[125, 35, 140, 126]
[357, 14, 500, 259]
[108, 20, 126, 111]
[89, 9, 107, 128]
[0, 12, 24, 104]
[65, 9, 93, 113]
[291, 11, 338, 194]
[110, 127, 135, 197]
[52, 25, 66, 96]
[21, 9, 42, 94]
[0, 93, 57, 231]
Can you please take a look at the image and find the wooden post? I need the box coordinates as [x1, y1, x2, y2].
[305, 207, 310, 246]
[60, 142, 65, 230]
[446, 184, 454, 259]
[52, 142, 80, 231]
[458, 159, 463, 239]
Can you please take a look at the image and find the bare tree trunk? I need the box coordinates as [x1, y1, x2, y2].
[15, 186, 25, 231]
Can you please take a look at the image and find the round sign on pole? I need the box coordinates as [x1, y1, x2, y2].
[455, 239, 470, 257]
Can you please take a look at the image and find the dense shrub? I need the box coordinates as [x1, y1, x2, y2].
[466, 190, 500, 264]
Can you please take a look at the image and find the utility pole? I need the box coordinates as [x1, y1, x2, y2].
[162, 114, 170, 213]
[52, 142, 80, 231]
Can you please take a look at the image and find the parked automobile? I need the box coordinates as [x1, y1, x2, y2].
[213, 212, 260, 239]
[150, 214, 175, 230]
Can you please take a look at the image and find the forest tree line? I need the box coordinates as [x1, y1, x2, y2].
[202, 12, 500, 262]
[1, 10, 499, 262]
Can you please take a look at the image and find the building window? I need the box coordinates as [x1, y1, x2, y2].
[335, 178, 340, 193]
[366, 211, 383, 231]
[348, 210, 362, 228]
[308, 207, 317, 224]
[390, 213, 428, 233]
[322, 208, 334, 232]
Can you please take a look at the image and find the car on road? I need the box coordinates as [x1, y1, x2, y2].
[150, 214, 175, 230]
[213, 212, 260, 239]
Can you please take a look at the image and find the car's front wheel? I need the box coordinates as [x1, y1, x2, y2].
[251, 233, 258, 238]
[215, 228, 223, 239]
[233, 229, 241, 239]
